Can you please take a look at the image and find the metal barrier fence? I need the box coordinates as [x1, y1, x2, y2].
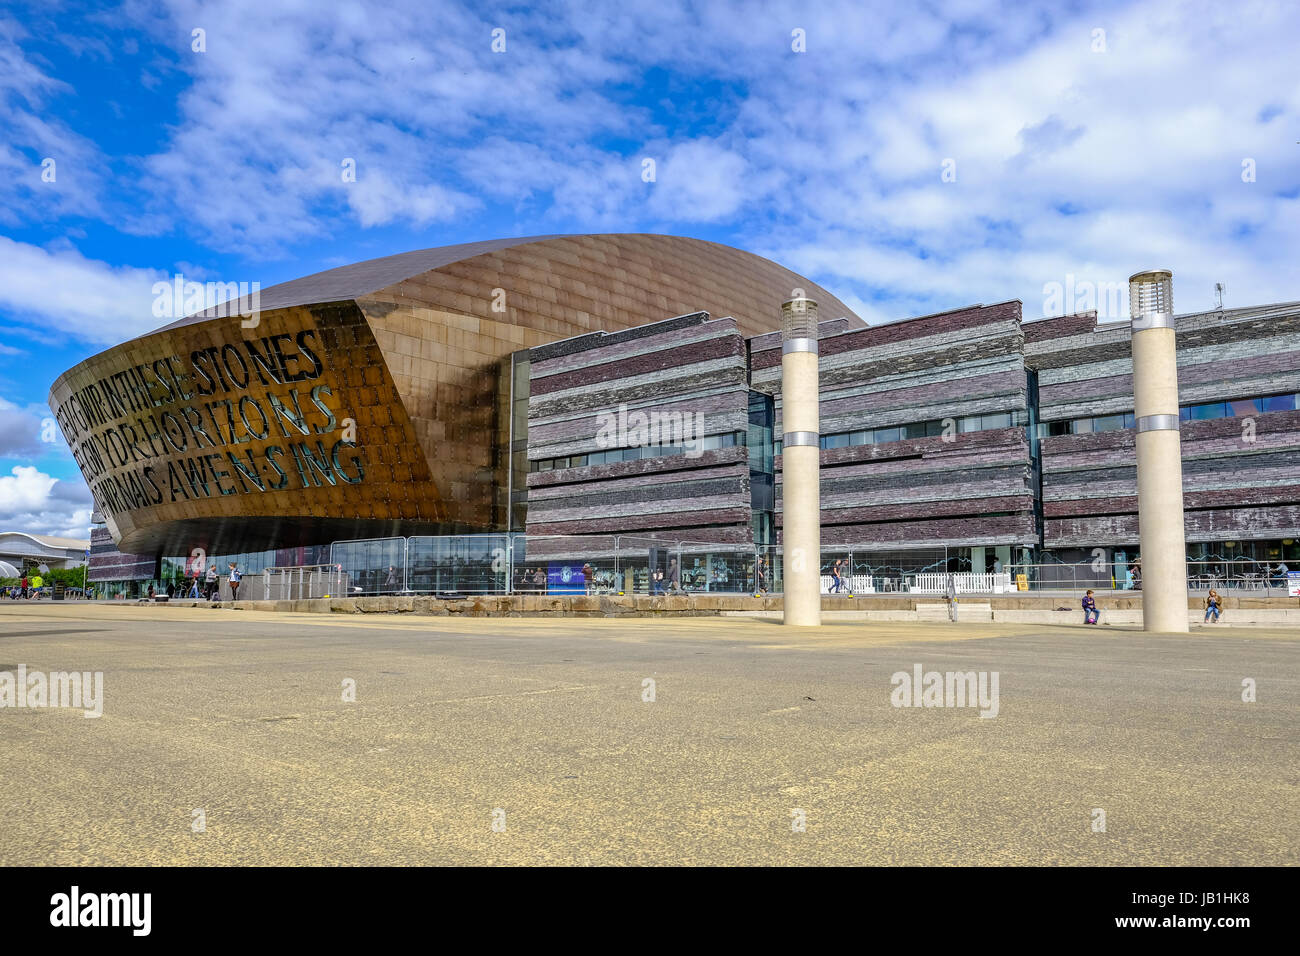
[264, 565, 350, 601]
[1008, 559, 1295, 593]
[311, 538, 1297, 596]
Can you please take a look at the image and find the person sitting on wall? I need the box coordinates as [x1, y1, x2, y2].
[1082, 589, 1099, 625]
[1204, 589, 1222, 623]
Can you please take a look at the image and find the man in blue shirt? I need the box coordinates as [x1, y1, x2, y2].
[1082, 590, 1099, 624]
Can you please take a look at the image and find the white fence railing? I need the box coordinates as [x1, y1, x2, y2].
[820, 574, 876, 594]
[907, 572, 1015, 594]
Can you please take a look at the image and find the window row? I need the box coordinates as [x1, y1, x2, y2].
[775, 412, 1021, 454]
[529, 431, 746, 472]
[1044, 392, 1300, 436]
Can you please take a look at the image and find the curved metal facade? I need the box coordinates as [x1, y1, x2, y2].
[48, 234, 858, 556]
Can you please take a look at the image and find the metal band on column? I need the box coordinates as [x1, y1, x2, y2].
[782, 338, 818, 355]
[1136, 414, 1179, 433]
[783, 431, 819, 447]
[1131, 313, 1174, 331]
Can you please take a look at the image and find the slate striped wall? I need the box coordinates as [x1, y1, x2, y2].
[524, 313, 752, 553]
[1025, 302, 1300, 548]
[88, 526, 155, 582]
[750, 301, 1037, 550]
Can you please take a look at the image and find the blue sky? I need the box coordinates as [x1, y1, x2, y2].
[1, 0, 1297, 537]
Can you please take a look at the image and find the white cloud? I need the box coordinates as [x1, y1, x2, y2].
[0, 395, 59, 459]
[0, 465, 92, 538]
[0, 237, 166, 345]
[2, 0, 1296, 333]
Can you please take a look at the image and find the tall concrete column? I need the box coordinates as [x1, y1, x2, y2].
[781, 296, 821, 627]
[1129, 270, 1189, 633]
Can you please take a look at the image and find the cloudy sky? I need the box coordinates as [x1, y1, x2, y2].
[1, 0, 1297, 539]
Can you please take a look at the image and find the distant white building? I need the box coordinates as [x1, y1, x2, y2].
[0, 532, 90, 572]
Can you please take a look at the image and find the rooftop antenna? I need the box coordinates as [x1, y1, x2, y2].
[1214, 282, 1225, 310]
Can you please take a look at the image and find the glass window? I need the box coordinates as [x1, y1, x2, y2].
[903, 423, 928, 440]
[1262, 394, 1296, 413]
[1190, 402, 1227, 420]
[1094, 414, 1125, 432]
[959, 416, 980, 433]
[851, 430, 870, 445]
[1047, 420, 1070, 436]
[873, 427, 901, 444]
[827, 433, 850, 448]
[1123, 413, 1135, 429]
[981, 412, 1012, 429]
[1229, 399, 1262, 417]
[1073, 419, 1093, 434]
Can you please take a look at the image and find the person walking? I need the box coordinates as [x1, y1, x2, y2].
[228, 562, 242, 601]
[946, 573, 959, 622]
[1204, 589, 1222, 623]
[830, 559, 845, 594]
[204, 563, 218, 600]
[1082, 589, 1099, 624]
[384, 565, 398, 592]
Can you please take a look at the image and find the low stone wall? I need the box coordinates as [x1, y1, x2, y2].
[154, 591, 1300, 622]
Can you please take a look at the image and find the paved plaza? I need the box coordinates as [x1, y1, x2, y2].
[1, 603, 1296, 865]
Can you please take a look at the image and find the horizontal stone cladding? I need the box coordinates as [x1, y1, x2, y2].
[1041, 409, 1300, 547]
[776, 428, 1037, 548]
[1027, 302, 1300, 548]
[87, 526, 154, 582]
[525, 316, 752, 546]
[758, 301, 1036, 550]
